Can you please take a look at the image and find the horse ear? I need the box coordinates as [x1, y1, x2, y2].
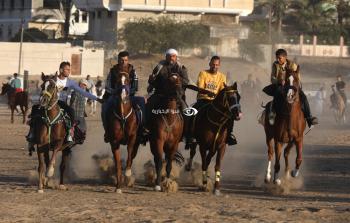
[41, 72, 45, 81]
[232, 82, 237, 90]
[224, 83, 227, 88]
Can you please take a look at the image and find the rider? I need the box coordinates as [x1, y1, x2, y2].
[335, 75, 347, 107]
[186, 55, 237, 146]
[26, 62, 102, 149]
[264, 49, 318, 128]
[9, 73, 23, 93]
[101, 51, 145, 143]
[144, 48, 189, 135]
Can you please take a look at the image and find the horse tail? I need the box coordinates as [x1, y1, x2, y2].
[174, 151, 185, 166]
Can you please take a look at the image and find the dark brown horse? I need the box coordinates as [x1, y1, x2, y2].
[185, 83, 242, 195]
[263, 67, 306, 185]
[105, 72, 140, 193]
[330, 85, 346, 124]
[149, 73, 184, 192]
[34, 73, 72, 193]
[1, 83, 28, 124]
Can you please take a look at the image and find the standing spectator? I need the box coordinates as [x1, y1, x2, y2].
[314, 86, 326, 116]
[69, 79, 89, 144]
[85, 75, 95, 94]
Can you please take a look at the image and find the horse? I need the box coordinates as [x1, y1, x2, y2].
[149, 73, 184, 192]
[34, 73, 73, 193]
[330, 86, 346, 124]
[0, 83, 29, 124]
[184, 83, 242, 195]
[263, 67, 306, 186]
[105, 72, 140, 193]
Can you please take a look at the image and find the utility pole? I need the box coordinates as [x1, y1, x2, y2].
[18, 18, 24, 75]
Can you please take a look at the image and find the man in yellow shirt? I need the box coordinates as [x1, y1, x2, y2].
[187, 56, 237, 146]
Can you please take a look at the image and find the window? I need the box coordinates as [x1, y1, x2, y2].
[43, 0, 60, 9]
[107, 11, 112, 18]
[10, 0, 15, 10]
[0, 25, 3, 40]
[8, 25, 12, 38]
[1, 0, 5, 11]
[74, 10, 80, 23]
[97, 11, 101, 19]
[82, 12, 88, 23]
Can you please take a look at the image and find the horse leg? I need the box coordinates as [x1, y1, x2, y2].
[59, 149, 71, 190]
[185, 143, 197, 171]
[214, 144, 226, 196]
[125, 136, 137, 186]
[46, 143, 63, 177]
[292, 140, 303, 178]
[151, 140, 164, 191]
[273, 142, 283, 185]
[199, 146, 208, 188]
[112, 147, 123, 193]
[265, 137, 274, 183]
[10, 107, 14, 123]
[37, 151, 45, 193]
[284, 142, 293, 179]
[20, 106, 26, 124]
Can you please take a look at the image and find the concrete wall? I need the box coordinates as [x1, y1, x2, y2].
[0, 42, 104, 77]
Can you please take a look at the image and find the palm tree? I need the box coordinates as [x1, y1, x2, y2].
[290, 0, 336, 35]
[256, 0, 292, 34]
[331, 0, 350, 35]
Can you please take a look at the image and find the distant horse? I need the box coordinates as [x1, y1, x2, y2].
[330, 86, 346, 124]
[34, 73, 73, 193]
[263, 67, 306, 185]
[185, 83, 242, 195]
[0, 83, 29, 124]
[149, 73, 184, 192]
[105, 72, 140, 193]
[87, 84, 104, 116]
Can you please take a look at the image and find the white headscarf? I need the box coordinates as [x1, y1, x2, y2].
[165, 48, 178, 56]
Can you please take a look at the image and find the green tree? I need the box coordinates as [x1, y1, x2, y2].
[119, 17, 210, 54]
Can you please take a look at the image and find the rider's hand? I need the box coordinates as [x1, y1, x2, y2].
[207, 92, 216, 98]
[97, 98, 104, 104]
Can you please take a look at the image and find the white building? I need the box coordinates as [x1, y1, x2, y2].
[0, 0, 89, 41]
[74, 0, 254, 57]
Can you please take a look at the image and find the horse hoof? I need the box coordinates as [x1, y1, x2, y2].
[214, 189, 221, 196]
[264, 174, 271, 183]
[125, 169, 132, 177]
[46, 167, 54, 177]
[291, 169, 299, 178]
[115, 188, 122, 194]
[37, 189, 44, 193]
[185, 164, 192, 172]
[58, 184, 68, 191]
[154, 185, 161, 192]
[274, 179, 282, 185]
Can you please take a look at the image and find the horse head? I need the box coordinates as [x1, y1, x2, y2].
[114, 71, 131, 103]
[1, 83, 11, 95]
[284, 66, 300, 104]
[164, 73, 182, 97]
[39, 73, 58, 109]
[216, 82, 242, 121]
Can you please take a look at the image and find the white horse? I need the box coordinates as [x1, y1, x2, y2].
[87, 84, 104, 116]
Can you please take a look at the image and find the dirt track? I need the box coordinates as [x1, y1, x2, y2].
[0, 95, 349, 223]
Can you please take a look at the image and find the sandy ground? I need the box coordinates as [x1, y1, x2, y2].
[0, 94, 349, 222]
[1, 56, 350, 222]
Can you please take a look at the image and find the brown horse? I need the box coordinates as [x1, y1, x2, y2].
[105, 72, 140, 193]
[185, 83, 242, 195]
[34, 73, 72, 193]
[330, 86, 346, 124]
[149, 73, 184, 192]
[1, 83, 29, 124]
[263, 68, 306, 185]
